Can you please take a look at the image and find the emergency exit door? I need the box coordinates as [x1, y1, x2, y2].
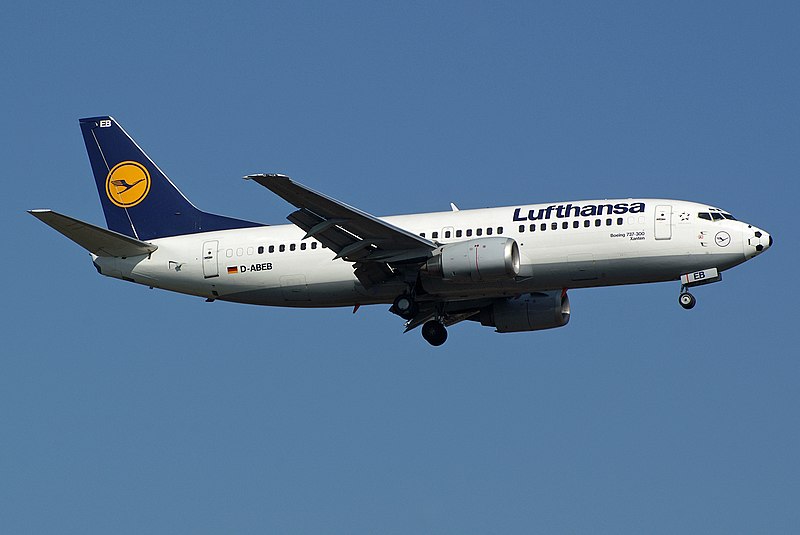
[654, 205, 672, 240]
[202, 240, 219, 278]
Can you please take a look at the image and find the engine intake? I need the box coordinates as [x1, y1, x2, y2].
[423, 237, 520, 283]
[479, 291, 570, 332]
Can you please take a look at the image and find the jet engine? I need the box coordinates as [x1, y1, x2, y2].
[478, 291, 570, 332]
[423, 237, 520, 283]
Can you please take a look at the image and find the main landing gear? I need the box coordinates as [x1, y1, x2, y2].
[421, 320, 448, 346]
[678, 288, 696, 310]
[391, 293, 448, 346]
[391, 293, 418, 320]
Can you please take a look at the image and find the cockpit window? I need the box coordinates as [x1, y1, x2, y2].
[698, 211, 736, 221]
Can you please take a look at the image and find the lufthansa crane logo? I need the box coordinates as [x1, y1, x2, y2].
[105, 161, 151, 208]
[715, 231, 731, 247]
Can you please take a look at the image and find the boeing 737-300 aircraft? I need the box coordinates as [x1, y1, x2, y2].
[30, 116, 772, 346]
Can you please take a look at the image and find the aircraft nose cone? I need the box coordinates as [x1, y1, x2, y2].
[751, 229, 772, 254]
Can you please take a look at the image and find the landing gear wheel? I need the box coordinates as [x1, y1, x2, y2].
[421, 320, 448, 346]
[679, 292, 696, 310]
[392, 294, 418, 320]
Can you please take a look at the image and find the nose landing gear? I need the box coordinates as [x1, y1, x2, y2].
[678, 290, 696, 310]
[678, 268, 723, 310]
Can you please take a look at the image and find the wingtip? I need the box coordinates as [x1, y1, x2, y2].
[243, 173, 291, 181]
[28, 209, 52, 217]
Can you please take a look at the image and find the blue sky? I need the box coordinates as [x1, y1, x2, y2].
[3, 1, 798, 533]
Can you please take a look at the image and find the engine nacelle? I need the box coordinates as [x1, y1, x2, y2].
[423, 237, 520, 283]
[479, 291, 570, 333]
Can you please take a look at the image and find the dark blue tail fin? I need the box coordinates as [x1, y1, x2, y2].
[80, 116, 262, 240]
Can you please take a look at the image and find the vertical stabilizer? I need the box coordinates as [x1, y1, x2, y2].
[80, 116, 261, 240]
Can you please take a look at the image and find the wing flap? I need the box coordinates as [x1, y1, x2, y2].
[403, 301, 483, 332]
[353, 262, 395, 288]
[28, 210, 158, 257]
[287, 208, 364, 256]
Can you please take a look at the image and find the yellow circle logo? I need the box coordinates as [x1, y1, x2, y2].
[105, 161, 151, 208]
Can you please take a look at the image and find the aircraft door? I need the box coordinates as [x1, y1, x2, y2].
[280, 275, 310, 301]
[202, 240, 219, 278]
[568, 253, 598, 281]
[654, 205, 672, 240]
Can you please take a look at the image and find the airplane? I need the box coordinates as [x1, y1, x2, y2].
[29, 116, 772, 346]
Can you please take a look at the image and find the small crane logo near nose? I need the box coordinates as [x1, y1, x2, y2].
[715, 231, 731, 247]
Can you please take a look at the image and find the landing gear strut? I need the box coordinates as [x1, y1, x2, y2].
[421, 320, 448, 346]
[678, 288, 696, 310]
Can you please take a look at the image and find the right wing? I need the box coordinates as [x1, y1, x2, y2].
[244, 174, 437, 287]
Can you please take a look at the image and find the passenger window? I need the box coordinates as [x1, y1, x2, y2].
[519, 225, 525, 233]
[420, 232, 426, 238]
[279, 244, 285, 252]
[530, 224, 536, 232]
[562, 222, 568, 229]
[606, 218, 612, 226]
[541, 223, 547, 231]
[476, 228, 483, 236]
[236, 248, 243, 256]
[551, 222, 558, 230]
[595, 219, 601, 227]
[584, 220, 590, 228]
[456, 230, 462, 238]
[466, 229, 473, 237]
[269, 245, 275, 253]
[497, 227, 503, 234]
[445, 230, 451, 238]
[290, 243, 296, 251]
[617, 217, 623, 225]
[226, 249, 233, 258]
[301, 243, 307, 250]
[311, 242, 317, 249]
[432, 231, 439, 239]
[258, 246, 264, 254]
[486, 228, 493, 236]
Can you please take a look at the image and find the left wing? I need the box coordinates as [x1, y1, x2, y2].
[244, 174, 436, 286]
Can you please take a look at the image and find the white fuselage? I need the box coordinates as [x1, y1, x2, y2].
[93, 199, 769, 307]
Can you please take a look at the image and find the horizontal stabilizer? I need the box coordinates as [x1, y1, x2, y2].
[28, 210, 158, 257]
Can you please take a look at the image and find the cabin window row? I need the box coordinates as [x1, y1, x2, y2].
[226, 241, 320, 258]
[419, 227, 505, 240]
[517, 217, 627, 233]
